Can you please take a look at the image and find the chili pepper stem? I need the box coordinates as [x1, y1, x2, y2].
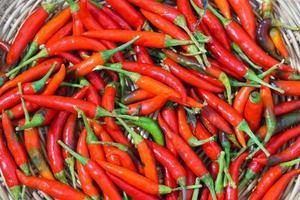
[116, 118, 143, 145]
[95, 106, 139, 121]
[172, 184, 202, 191]
[201, 174, 217, 200]
[55, 170, 68, 184]
[219, 72, 232, 104]
[244, 70, 284, 94]
[58, 140, 88, 165]
[237, 120, 270, 156]
[16, 113, 44, 131]
[224, 165, 236, 189]
[100, 36, 140, 61]
[31, 63, 57, 92]
[239, 169, 255, 189]
[191, 177, 201, 200]
[164, 35, 194, 47]
[9, 186, 21, 200]
[60, 82, 84, 88]
[189, 136, 216, 147]
[280, 157, 300, 167]
[65, 157, 76, 189]
[18, 82, 30, 123]
[215, 152, 225, 193]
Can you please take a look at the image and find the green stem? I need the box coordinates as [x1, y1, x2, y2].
[191, 177, 201, 200]
[60, 82, 84, 88]
[207, 4, 230, 26]
[58, 140, 88, 165]
[65, 157, 76, 189]
[31, 63, 56, 92]
[215, 152, 225, 193]
[116, 118, 143, 145]
[189, 136, 216, 147]
[18, 82, 30, 123]
[219, 72, 232, 105]
[201, 174, 217, 200]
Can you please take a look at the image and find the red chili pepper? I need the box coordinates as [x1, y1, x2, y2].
[249, 158, 300, 200]
[0, 130, 21, 200]
[244, 91, 263, 131]
[107, 149, 137, 171]
[213, 0, 231, 19]
[162, 103, 180, 135]
[102, 82, 119, 130]
[194, 120, 222, 161]
[106, 0, 145, 29]
[228, 0, 256, 39]
[274, 99, 300, 116]
[16, 170, 90, 200]
[274, 70, 300, 81]
[103, 125, 132, 148]
[240, 125, 300, 188]
[198, 89, 269, 155]
[108, 173, 159, 200]
[87, 84, 102, 106]
[76, 129, 100, 199]
[60, 140, 123, 199]
[146, 139, 187, 187]
[46, 22, 73, 46]
[200, 114, 219, 135]
[2, 112, 29, 175]
[186, 167, 197, 200]
[6, 3, 55, 65]
[270, 28, 289, 59]
[122, 89, 155, 105]
[225, 152, 248, 200]
[134, 45, 154, 64]
[164, 167, 179, 200]
[262, 169, 300, 200]
[101, 5, 132, 30]
[273, 80, 300, 96]
[158, 114, 217, 199]
[208, 5, 294, 72]
[83, 30, 192, 48]
[86, 71, 105, 91]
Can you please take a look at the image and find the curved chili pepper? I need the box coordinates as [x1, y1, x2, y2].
[225, 152, 248, 200]
[86, 72, 105, 91]
[213, 0, 231, 19]
[162, 102, 179, 134]
[146, 139, 187, 187]
[262, 169, 300, 200]
[260, 76, 276, 142]
[120, 95, 168, 116]
[108, 173, 159, 200]
[228, 0, 256, 39]
[6, 3, 55, 65]
[83, 30, 192, 47]
[117, 118, 159, 183]
[273, 80, 300, 96]
[244, 91, 263, 131]
[240, 125, 300, 188]
[46, 22, 73, 46]
[255, 136, 300, 166]
[208, 5, 294, 72]
[2, 112, 29, 175]
[101, 5, 132, 30]
[0, 58, 62, 95]
[198, 89, 269, 155]
[16, 170, 90, 200]
[164, 167, 179, 200]
[76, 129, 100, 200]
[19, 7, 71, 67]
[102, 82, 119, 130]
[0, 130, 21, 200]
[158, 114, 217, 200]
[257, 18, 283, 60]
[275, 99, 300, 116]
[103, 125, 132, 148]
[122, 89, 155, 104]
[270, 27, 289, 59]
[249, 157, 300, 200]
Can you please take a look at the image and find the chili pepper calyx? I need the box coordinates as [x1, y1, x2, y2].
[164, 35, 194, 48]
[41, 2, 56, 13]
[9, 185, 21, 200]
[200, 173, 217, 200]
[65, 157, 76, 189]
[54, 170, 67, 184]
[32, 63, 56, 93]
[58, 140, 89, 165]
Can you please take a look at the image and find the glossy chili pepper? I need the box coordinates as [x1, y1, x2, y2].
[213, 0, 231, 19]
[249, 157, 300, 200]
[106, 148, 137, 171]
[19, 7, 71, 66]
[240, 125, 300, 188]
[193, 120, 222, 161]
[225, 152, 248, 200]
[2, 112, 29, 175]
[117, 118, 159, 183]
[102, 82, 119, 130]
[134, 45, 154, 64]
[260, 77, 276, 142]
[244, 91, 263, 131]
[16, 170, 90, 200]
[198, 89, 269, 155]
[164, 167, 179, 200]
[262, 169, 300, 200]
[122, 89, 155, 104]
[108, 173, 159, 200]
[189, 69, 225, 89]
[274, 70, 300, 81]
[228, 0, 256, 39]
[86, 71, 105, 91]
[273, 80, 300, 96]
[162, 102, 179, 134]
[83, 30, 192, 48]
[146, 139, 187, 187]
[200, 114, 219, 136]
[120, 95, 168, 116]
[99, 5, 132, 30]
[186, 167, 196, 200]
[0, 58, 62, 95]
[106, 0, 145, 29]
[46, 22, 73, 46]
[177, 106, 212, 147]
[76, 129, 100, 200]
[270, 27, 289, 59]
[22, 94, 138, 120]
[158, 114, 217, 200]
[6, 3, 55, 65]
[255, 136, 300, 166]
[103, 125, 132, 148]
[275, 99, 300, 116]
[208, 5, 294, 72]
[0, 64, 54, 111]
[0, 130, 21, 200]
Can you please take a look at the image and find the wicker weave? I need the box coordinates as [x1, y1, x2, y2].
[0, 0, 300, 199]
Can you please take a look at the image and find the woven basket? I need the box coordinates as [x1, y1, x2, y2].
[0, 0, 300, 199]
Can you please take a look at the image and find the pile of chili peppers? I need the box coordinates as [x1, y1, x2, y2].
[0, 0, 299, 199]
